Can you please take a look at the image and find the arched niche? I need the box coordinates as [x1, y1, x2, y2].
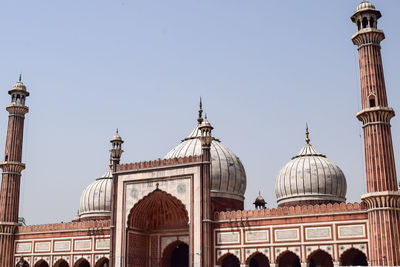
[34, 260, 49, 267]
[54, 259, 69, 267]
[340, 248, 368, 266]
[246, 252, 270, 267]
[95, 257, 109, 267]
[16, 259, 29, 267]
[74, 258, 90, 267]
[276, 250, 300, 267]
[126, 188, 189, 267]
[307, 249, 333, 267]
[218, 253, 240, 267]
[161, 240, 189, 267]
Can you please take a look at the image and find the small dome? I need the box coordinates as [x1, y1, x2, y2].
[164, 124, 246, 201]
[355, 1, 376, 12]
[275, 141, 347, 207]
[111, 130, 123, 142]
[12, 81, 27, 91]
[254, 193, 266, 206]
[78, 169, 113, 219]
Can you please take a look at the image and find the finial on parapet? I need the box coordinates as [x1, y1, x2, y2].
[197, 97, 203, 124]
[305, 123, 310, 145]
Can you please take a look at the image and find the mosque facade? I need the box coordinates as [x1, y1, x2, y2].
[1, 1, 399, 267]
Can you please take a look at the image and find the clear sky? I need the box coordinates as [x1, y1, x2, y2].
[0, 1, 399, 225]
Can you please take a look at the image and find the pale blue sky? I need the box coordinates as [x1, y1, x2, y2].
[0, 1, 399, 225]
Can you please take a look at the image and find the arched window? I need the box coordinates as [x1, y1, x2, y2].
[340, 248, 368, 266]
[370, 17, 375, 28]
[220, 254, 240, 267]
[276, 251, 300, 267]
[247, 252, 270, 267]
[362, 17, 369, 28]
[54, 259, 69, 267]
[74, 259, 90, 267]
[307, 249, 333, 267]
[95, 257, 109, 267]
[369, 95, 376, 107]
[33, 260, 49, 267]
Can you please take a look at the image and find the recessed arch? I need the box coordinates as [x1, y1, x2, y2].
[54, 259, 69, 267]
[307, 249, 333, 267]
[246, 252, 270, 267]
[73, 258, 90, 267]
[161, 240, 189, 267]
[217, 253, 240, 267]
[340, 248, 368, 266]
[128, 188, 189, 230]
[16, 259, 29, 267]
[276, 250, 300, 267]
[33, 260, 49, 267]
[95, 257, 109, 267]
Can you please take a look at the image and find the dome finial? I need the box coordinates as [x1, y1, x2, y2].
[18, 73, 22, 82]
[197, 97, 203, 124]
[305, 123, 310, 144]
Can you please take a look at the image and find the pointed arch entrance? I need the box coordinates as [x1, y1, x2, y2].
[74, 259, 90, 267]
[340, 248, 368, 266]
[219, 253, 240, 267]
[95, 257, 109, 267]
[276, 251, 300, 267]
[54, 259, 69, 267]
[34, 260, 49, 267]
[127, 188, 189, 267]
[247, 252, 270, 267]
[307, 249, 333, 267]
[162, 240, 189, 267]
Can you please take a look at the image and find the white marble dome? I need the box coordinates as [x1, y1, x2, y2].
[275, 142, 347, 206]
[164, 124, 246, 201]
[355, 1, 376, 12]
[79, 169, 112, 219]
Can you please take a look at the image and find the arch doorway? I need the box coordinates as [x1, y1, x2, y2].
[162, 241, 189, 267]
[74, 259, 90, 267]
[95, 257, 109, 267]
[276, 251, 300, 267]
[247, 252, 270, 267]
[308, 250, 333, 267]
[340, 248, 368, 266]
[54, 259, 69, 267]
[34, 260, 49, 267]
[220, 254, 240, 267]
[127, 188, 189, 267]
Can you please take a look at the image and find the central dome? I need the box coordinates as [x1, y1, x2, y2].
[164, 120, 246, 202]
[275, 129, 347, 207]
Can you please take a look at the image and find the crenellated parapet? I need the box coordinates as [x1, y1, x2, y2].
[117, 155, 202, 172]
[214, 202, 366, 221]
[18, 219, 110, 233]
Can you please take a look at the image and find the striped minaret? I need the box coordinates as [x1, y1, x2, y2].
[0, 76, 29, 267]
[351, 1, 400, 265]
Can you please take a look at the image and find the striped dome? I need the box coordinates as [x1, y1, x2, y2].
[79, 169, 112, 219]
[164, 124, 246, 201]
[275, 142, 347, 206]
[355, 1, 376, 12]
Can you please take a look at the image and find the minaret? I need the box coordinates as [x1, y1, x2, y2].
[109, 129, 123, 267]
[351, 2, 400, 265]
[0, 76, 30, 267]
[199, 112, 213, 267]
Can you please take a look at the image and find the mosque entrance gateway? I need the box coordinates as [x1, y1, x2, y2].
[127, 188, 189, 267]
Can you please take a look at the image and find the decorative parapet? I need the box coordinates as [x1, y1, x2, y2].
[214, 202, 366, 220]
[117, 155, 202, 172]
[17, 219, 110, 233]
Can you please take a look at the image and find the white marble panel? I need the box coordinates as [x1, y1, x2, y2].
[35, 241, 51, 252]
[96, 238, 110, 250]
[274, 228, 299, 241]
[246, 230, 269, 243]
[306, 226, 331, 240]
[16, 242, 31, 253]
[54, 240, 70, 252]
[74, 239, 91, 251]
[338, 224, 365, 238]
[216, 231, 240, 244]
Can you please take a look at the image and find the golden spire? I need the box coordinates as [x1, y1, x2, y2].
[305, 123, 310, 144]
[197, 97, 203, 124]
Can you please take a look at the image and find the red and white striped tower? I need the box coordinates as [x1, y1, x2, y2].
[0, 76, 29, 267]
[352, 1, 400, 265]
[199, 112, 213, 267]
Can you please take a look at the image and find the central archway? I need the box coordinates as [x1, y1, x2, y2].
[127, 188, 189, 267]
